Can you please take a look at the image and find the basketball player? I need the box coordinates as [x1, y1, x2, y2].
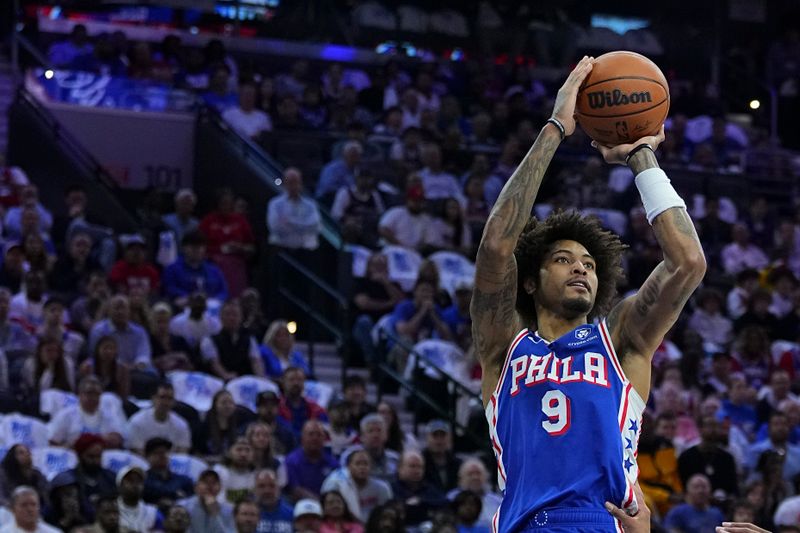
[472, 55, 707, 532]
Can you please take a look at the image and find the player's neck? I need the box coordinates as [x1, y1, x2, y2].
[535, 309, 588, 342]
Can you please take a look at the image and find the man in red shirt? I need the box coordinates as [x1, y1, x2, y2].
[199, 189, 255, 297]
[109, 234, 160, 295]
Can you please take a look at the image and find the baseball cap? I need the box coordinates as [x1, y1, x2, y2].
[73, 433, 105, 455]
[406, 185, 425, 201]
[427, 419, 450, 434]
[116, 465, 145, 486]
[256, 390, 279, 405]
[120, 233, 146, 248]
[3, 241, 22, 255]
[294, 499, 322, 519]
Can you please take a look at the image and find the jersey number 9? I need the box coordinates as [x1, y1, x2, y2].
[541, 390, 571, 436]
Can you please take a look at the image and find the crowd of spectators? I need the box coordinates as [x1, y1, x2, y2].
[21, 16, 800, 533]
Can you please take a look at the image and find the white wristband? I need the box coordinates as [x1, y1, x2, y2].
[634, 167, 686, 225]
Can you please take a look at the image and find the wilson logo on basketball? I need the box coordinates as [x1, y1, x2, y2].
[586, 89, 653, 109]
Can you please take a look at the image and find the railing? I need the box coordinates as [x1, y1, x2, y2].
[199, 107, 345, 250]
[376, 327, 487, 451]
[272, 251, 350, 379]
[12, 88, 142, 231]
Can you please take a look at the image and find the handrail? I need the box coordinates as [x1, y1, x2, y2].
[375, 328, 486, 449]
[380, 327, 481, 403]
[16, 88, 136, 199]
[277, 287, 344, 343]
[199, 106, 345, 249]
[12, 32, 53, 71]
[276, 251, 348, 309]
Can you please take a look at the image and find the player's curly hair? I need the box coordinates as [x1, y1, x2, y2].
[514, 210, 627, 325]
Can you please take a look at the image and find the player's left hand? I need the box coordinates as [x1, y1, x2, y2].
[605, 482, 651, 533]
[592, 125, 666, 166]
[715, 523, 771, 533]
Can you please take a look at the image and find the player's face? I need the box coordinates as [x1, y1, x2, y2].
[535, 240, 598, 319]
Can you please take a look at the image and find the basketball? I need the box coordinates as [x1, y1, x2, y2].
[576, 51, 669, 146]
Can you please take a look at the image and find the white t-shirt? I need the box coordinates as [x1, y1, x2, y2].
[221, 107, 272, 138]
[169, 312, 221, 348]
[0, 521, 62, 533]
[48, 405, 127, 446]
[379, 207, 435, 250]
[214, 465, 257, 503]
[774, 494, 800, 526]
[118, 499, 159, 532]
[418, 168, 465, 204]
[126, 408, 191, 452]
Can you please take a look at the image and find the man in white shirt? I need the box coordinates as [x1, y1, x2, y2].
[222, 82, 273, 139]
[721, 223, 769, 275]
[117, 466, 161, 532]
[9, 271, 49, 330]
[418, 144, 465, 206]
[169, 291, 222, 349]
[378, 185, 437, 251]
[127, 382, 191, 454]
[267, 168, 322, 251]
[0, 486, 62, 533]
[48, 375, 126, 448]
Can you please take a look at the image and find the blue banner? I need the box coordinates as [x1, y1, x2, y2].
[35, 69, 197, 113]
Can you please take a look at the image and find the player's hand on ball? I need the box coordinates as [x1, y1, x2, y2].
[605, 482, 651, 533]
[551, 56, 594, 137]
[591, 125, 666, 166]
[715, 523, 771, 533]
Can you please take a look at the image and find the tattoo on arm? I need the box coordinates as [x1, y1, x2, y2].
[471, 262, 518, 358]
[634, 269, 664, 317]
[490, 130, 561, 243]
[670, 208, 699, 240]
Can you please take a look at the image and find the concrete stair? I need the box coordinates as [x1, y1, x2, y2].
[296, 341, 417, 436]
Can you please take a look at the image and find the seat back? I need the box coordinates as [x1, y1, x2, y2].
[102, 449, 149, 474]
[39, 389, 78, 419]
[168, 371, 224, 413]
[1, 414, 49, 449]
[32, 446, 78, 480]
[226, 376, 280, 412]
[169, 453, 209, 481]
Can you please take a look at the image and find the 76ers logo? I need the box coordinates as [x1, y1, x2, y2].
[575, 328, 591, 340]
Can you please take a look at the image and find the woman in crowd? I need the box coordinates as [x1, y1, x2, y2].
[260, 319, 311, 379]
[245, 421, 286, 486]
[79, 335, 130, 398]
[377, 401, 417, 453]
[196, 390, 251, 457]
[21, 337, 75, 393]
[320, 490, 364, 533]
[0, 445, 48, 507]
[148, 302, 192, 372]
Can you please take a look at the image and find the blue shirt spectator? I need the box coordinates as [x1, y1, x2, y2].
[255, 469, 293, 533]
[162, 231, 228, 306]
[88, 295, 152, 368]
[267, 169, 321, 251]
[261, 346, 311, 380]
[663, 474, 724, 533]
[315, 141, 362, 200]
[48, 25, 94, 67]
[746, 412, 800, 479]
[285, 420, 339, 500]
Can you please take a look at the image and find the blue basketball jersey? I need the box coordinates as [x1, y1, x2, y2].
[485, 321, 645, 533]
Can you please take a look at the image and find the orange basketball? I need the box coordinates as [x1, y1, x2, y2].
[576, 51, 669, 146]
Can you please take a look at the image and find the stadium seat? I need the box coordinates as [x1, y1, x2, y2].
[169, 453, 209, 481]
[226, 375, 280, 412]
[0, 414, 49, 449]
[428, 251, 476, 296]
[305, 380, 334, 409]
[168, 371, 225, 413]
[39, 389, 78, 420]
[32, 446, 78, 480]
[353, 1, 397, 30]
[383, 245, 423, 292]
[404, 339, 468, 384]
[345, 244, 373, 278]
[102, 449, 149, 474]
[582, 208, 628, 236]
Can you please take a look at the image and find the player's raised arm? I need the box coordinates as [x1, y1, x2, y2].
[472, 56, 593, 401]
[594, 131, 707, 399]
